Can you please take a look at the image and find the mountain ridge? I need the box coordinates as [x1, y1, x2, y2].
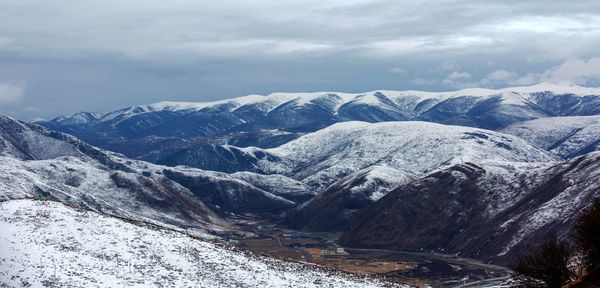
[38, 82, 600, 159]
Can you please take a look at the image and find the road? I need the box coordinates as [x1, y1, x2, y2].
[344, 247, 511, 275]
[452, 276, 512, 288]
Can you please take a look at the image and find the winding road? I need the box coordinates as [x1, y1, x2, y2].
[344, 247, 512, 287]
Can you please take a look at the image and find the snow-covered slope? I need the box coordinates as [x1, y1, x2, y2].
[253, 121, 557, 191]
[0, 115, 229, 231]
[282, 166, 417, 232]
[160, 167, 313, 214]
[0, 115, 313, 227]
[340, 152, 600, 264]
[54, 111, 104, 125]
[0, 155, 228, 232]
[501, 115, 600, 159]
[0, 115, 84, 160]
[0, 199, 388, 288]
[275, 121, 560, 233]
[37, 82, 600, 159]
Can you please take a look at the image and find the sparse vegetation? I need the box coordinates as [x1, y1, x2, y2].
[34, 194, 59, 202]
[511, 234, 573, 288]
[512, 197, 600, 288]
[573, 197, 600, 274]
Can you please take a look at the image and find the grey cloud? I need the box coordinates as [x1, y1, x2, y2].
[0, 1, 599, 119]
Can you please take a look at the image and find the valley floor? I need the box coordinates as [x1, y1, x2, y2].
[228, 221, 512, 287]
[0, 199, 390, 288]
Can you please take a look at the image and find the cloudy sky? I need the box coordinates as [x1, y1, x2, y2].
[1, 0, 600, 120]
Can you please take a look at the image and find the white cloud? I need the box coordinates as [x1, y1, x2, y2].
[364, 35, 495, 57]
[494, 15, 600, 35]
[442, 71, 476, 88]
[389, 67, 408, 75]
[446, 71, 472, 81]
[483, 70, 517, 82]
[480, 69, 528, 86]
[0, 82, 25, 105]
[479, 58, 600, 87]
[540, 58, 600, 84]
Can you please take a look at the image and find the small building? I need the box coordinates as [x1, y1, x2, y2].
[320, 247, 347, 256]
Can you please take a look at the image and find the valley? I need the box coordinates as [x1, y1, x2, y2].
[223, 220, 511, 287]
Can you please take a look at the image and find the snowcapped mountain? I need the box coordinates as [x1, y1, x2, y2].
[339, 152, 600, 264]
[502, 115, 600, 159]
[37, 83, 600, 160]
[0, 199, 387, 288]
[0, 115, 229, 231]
[47, 111, 104, 126]
[0, 115, 314, 229]
[41, 111, 105, 136]
[272, 121, 558, 233]
[244, 121, 556, 191]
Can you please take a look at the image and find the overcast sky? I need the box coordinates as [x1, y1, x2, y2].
[1, 0, 600, 120]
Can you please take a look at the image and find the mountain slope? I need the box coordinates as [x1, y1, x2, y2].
[501, 115, 600, 159]
[253, 121, 557, 191]
[339, 152, 600, 264]
[281, 166, 417, 232]
[0, 199, 387, 288]
[265, 121, 557, 233]
[0, 115, 312, 228]
[38, 83, 600, 159]
[0, 115, 228, 231]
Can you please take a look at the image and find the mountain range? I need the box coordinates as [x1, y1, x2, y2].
[2, 82, 600, 277]
[38, 82, 600, 161]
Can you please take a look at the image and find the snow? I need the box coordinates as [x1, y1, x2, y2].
[479, 162, 551, 218]
[20, 130, 84, 160]
[140, 94, 267, 112]
[498, 92, 529, 105]
[501, 115, 600, 158]
[45, 112, 104, 126]
[350, 93, 389, 106]
[503, 82, 600, 96]
[75, 82, 600, 123]
[0, 117, 83, 160]
[230, 171, 315, 197]
[161, 165, 301, 207]
[65, 112, 103, 125]
[0, 155, 227, 232]
[253, 121, 557, 190]
[0, 199, 390, 288]
[498, 152, 600, 255]
[340, 165, 416, 201]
